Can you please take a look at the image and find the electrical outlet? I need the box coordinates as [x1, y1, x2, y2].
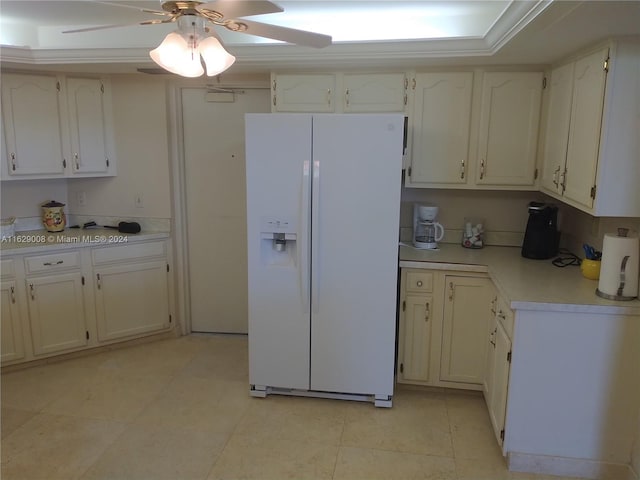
[77, 191, 86, 207]
[135, 193, 144, 208]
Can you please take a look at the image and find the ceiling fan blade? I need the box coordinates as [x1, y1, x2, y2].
[197, 0, 283, 20]
[63, 18, 173, 34]
[92, 1, 169, 16]
[232, 19, 332, 48]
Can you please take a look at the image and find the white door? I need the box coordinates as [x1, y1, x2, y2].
[310, 114, 403, 397]
[182, 88, 270, 333]
[245, 114, 313, 391]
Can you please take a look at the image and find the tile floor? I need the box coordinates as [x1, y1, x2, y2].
[1, 334, 586, 480]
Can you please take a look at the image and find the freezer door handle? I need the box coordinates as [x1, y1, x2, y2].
[300, 159, 311, 313]
[311, 158, 320, 314]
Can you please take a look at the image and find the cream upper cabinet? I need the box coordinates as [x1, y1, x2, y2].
[66, 77, 116, 176]
[272, 74, 335, 112]
[406, 72, 473, 186]
[540, 40, 640, 217]
[440, 275, 493, 385]
[1, 73, 117, 180]
[1, 280, 25, 364]
[342, 73, 407, 112]
[540, 62, 575, 194]
[475, 72, 543, 186]
[1, 73, 67, 178]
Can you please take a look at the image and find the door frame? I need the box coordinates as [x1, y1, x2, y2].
[166, 79, 270, 335]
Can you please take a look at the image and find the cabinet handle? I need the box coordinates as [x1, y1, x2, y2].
[74, 153, 80, 170]
[460, 159, 465, 179]
[10, 286, 15, 303]
[498, 310, 506, 320]
[416, 280, 423, 287]
[10, 152, 16, 171]
[448, 282, 454, 301]
[490, 295, 497, 315]
[345, 88, 350, 107]
[552, 166, 560, 188]
[490, 327, 497, 347]
[327, 89, 331, 106]
[480, 159, 485, 180]
[96, 273, 102, 289]
[43, 260, 64, 266]
[29, 283, 35, 301]
[425, 302, 430, 321]
[272, 95, 276, 106]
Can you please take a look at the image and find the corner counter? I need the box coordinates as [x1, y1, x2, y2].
[399, 243, 640, 316]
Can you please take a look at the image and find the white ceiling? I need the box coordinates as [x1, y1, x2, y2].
[1, 0, 639, 74]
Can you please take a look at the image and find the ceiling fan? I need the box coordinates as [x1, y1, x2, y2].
[63, 0, 332, 77]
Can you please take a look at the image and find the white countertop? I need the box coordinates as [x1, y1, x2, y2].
[399, 243, 640, 316]
[0, 228, 170, 256]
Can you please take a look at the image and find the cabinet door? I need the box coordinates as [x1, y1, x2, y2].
[563, 48, 609, 209]
[1, 280, 25, 363]
[1, 73, 67, 177]
[343, 73, 406, 112]
[408, 72, 473, 185]
[488, 320, 511, 446]
[476, 72, 542, 186]
[94, 260, 170, 342]
[26, 273, 87, 355]
[483, 292, 498, 398]
[66, 77, 113, 175]
[540, 62, 574, 195]
[272, 74, 335, 112]
[441, 276, 492, 384]
[399, 294, 433, 383]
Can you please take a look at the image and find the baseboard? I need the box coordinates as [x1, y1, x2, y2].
[508, 452, 636, 480]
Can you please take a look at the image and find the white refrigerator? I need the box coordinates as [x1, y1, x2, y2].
[245, 113, 403, 407]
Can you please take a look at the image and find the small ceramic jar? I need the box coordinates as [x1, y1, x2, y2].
[42, 200, 66, 232]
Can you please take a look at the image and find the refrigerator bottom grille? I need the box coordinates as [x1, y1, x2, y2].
[249, 385, 393, 408]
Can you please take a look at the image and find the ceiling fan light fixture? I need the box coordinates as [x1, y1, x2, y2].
[149, 31, 204, 77]
[199, 35, 236, 76]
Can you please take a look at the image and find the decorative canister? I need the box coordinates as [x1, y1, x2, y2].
[41, 200, 66, 232]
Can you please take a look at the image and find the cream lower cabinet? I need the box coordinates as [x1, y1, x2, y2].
[93, 241, 171, 343]
[1, 279, 26, 363]
[26, 272, 88, 356]
[484, 293, 513, 446]
[440, 275, 494, 384]
[397, 268, 492, 389]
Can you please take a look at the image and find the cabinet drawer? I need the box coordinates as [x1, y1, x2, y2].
[405, 271, 433, 293]
[25, 251, 80, 274]
[1, 258, 16, 278]
[496, 296, 514, 339]
[92, 241, 166, 265]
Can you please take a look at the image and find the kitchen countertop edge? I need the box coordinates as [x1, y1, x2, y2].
[399, 244, 640, 316]
[0, 229, 170, 256]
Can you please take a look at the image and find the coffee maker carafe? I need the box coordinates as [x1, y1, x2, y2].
[413, 204, 444, 249]
[521, 201, 560, 259]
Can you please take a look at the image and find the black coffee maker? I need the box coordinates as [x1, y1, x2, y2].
[521, 202, 560, 259]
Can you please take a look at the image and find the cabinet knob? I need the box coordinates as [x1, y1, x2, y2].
[416, 280, 423, 287]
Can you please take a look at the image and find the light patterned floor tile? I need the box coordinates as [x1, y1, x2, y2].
[1, 406, 37, 439]
[79, 423, 227, 480]
[1, 413, 127, 480]
[341, 389, 453, 456]
[207, 435, 339, 480]
[333, 446, 457, 480]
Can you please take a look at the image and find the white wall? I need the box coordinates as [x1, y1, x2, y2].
[400, 188, 546, 245]
[1, 179, 68, 219]
[67, 75, 172, 220]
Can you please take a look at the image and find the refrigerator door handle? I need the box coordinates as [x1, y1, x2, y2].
[300, 159, 311, 313]
[311, 159, 320, 314]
